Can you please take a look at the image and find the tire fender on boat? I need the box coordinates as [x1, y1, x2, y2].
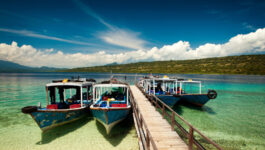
[21, 106, 38, 114]
[207, 90, 217, 99]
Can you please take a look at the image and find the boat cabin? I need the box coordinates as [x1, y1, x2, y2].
[45, 78, 95, 109]
[142, 77, 178, 95]
[142, 76, 202, 95]
[176, 79, 202, 95]
[92, 84, 129, 108]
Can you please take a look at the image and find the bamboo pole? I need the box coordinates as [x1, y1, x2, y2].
[46, 87, 49, 105]
[80, 86, 83, 107]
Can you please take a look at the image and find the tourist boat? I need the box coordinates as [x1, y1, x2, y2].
[140, 75, 217, 107]
[21, 78, 95, 131]
[90, 79, 131, 134]
[140, 75, 182, 107]
[174, 79, 217, 107]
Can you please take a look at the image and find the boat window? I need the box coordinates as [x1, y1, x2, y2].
[182, 82, 201, 94]
[65, 88, 77, 100]
[48, 86, 81, 104]
[94, 86, 127, 101]
[82, 85, 92, 100]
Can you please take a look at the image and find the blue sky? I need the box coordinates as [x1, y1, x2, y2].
[0, 0, 265, 68]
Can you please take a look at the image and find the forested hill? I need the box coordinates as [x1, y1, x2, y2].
[62, 55, 265, 75]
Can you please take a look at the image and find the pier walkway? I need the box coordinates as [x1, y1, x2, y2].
[130, 85, 188, 150]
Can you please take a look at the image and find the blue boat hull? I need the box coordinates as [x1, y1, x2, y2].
[180, 94, 210, 107]
[156, 94, 211, 107]
[157, 95, 181, 107]
[91, 108, 130, 134]
[30, 107, 89, 131]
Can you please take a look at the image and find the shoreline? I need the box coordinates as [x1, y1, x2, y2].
[1, 72, 265, 76]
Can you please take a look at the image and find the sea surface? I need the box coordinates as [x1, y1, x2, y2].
[0, 73, 264, 150]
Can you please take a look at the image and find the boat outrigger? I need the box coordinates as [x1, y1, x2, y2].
[90, 79, 131, 134]
[140, 75, 217, 107]
[21, 78, 95, 131]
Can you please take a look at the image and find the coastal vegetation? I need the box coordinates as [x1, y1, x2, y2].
[62, 55, 265, 75]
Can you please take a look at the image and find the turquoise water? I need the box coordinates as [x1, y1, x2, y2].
[0, 73, 264, 149]
[169, 74, 265, 150]
[0, 73, 138, 150]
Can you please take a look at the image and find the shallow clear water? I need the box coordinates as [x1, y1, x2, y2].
[169, 74, 265, 150]
[0, 73, 264, 150]
[0, 73, 138, 150]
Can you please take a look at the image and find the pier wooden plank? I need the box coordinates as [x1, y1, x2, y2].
[130, 85, 188, 150]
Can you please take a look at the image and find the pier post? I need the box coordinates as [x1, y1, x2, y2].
[171, 112, 175, 131]
[139, 115, 143, 130]
[132, 84, 222, 150]
[189, 127, 194, 150]
[162, 104, 165, 118]
[146, 130, 150, 149]
[155, 97, 158, 110]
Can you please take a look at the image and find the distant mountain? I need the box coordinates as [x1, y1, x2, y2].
[61, 54, 265, 75]
[104, 62, 118, 66]
[0, 60, 62, 72]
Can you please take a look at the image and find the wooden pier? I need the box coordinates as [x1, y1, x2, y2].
[130, 85, 188, 150]
[129, 84, 223, 150]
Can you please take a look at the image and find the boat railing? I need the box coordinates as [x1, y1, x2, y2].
[135, 83, 223, 150]
[128, 85, 158, 150]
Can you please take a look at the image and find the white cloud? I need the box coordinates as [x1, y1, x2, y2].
[0, 28, 96, 46]
[99, 29, 146, 50]
[0, 28, 265, 68]
[74, 0, 147, 49]
[242, 22, 256, 31]
[73, 0, 114, 30]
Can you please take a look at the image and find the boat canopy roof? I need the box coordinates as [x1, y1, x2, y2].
[46, 81, 94, 87]
[144, 78, 177, 82]
[94, 83, 128, 88]
[179, 80, 201, 83]
[142, 78, 201, 84]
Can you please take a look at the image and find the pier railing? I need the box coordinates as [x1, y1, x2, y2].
[129, 86, 158, 150]
[135, 83, 223, 150]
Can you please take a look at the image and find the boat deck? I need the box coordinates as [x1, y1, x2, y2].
[130, 85, 188, 150]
